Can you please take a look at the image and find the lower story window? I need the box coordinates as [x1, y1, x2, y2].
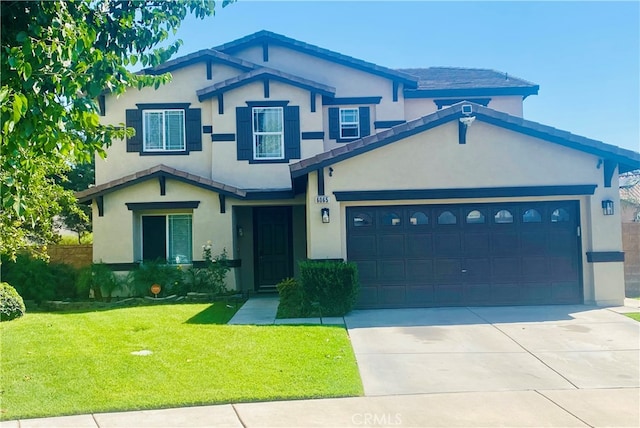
[142, 214, 192, 264]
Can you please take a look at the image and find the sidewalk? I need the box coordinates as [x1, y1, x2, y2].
[227, 295, 345, 325]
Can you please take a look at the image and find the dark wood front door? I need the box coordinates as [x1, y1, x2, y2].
[254, 207, 293, 291]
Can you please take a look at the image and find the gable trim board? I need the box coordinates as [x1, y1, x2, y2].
[139, 48, 257, 76]
[333, 185, 597, 202]
[290, 102, 640, 178]
[196, 68, 335, 101]
[214, 30, 418, 88]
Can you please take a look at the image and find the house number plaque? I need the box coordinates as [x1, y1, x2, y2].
[316, 195, 330, 203]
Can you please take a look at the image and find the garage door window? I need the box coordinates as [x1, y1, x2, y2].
[409, 211, 428, 225]
[494, 209, 514, 224]
[523, 209, 542, 223]
[353, 213, 373, 227]
[551, 208, 570, 222]
[438, 210, 457, 225]
[466, 210, 486, 224]
[382, 212, 401, 226]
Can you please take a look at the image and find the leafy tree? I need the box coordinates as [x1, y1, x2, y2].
[1, 0, 232, 259]
[56, 161, 95, 243]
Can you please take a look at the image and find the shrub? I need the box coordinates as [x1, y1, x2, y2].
[77, 263, 122, 301]
[182, 243, 231, 296]
[299, 260, 360, 317]
[1, 253, 60, 302]
[276, 277, 308, 318]
[127, 259, 183, 297]
[0, 282, 26, 321]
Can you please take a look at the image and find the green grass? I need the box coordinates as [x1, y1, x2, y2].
[625, 312, 640, 322]
[0, 303, 363, 420]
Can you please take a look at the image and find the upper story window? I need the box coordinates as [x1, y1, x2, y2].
[328, 106, 370, 143]
[125, 103, 202, 155]
[143, 109, 186, 152]
[339, 108, 360, 140]
[252, 107, 284, 160]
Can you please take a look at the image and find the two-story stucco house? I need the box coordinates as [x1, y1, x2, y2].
[78, 30, 640, 309]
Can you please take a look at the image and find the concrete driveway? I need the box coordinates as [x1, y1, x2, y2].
[344, 305, 640, 396]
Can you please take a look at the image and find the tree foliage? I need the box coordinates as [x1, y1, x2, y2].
[1, 0, 231, 259]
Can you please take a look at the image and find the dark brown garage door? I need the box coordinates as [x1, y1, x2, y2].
[347, 201, 582, 308]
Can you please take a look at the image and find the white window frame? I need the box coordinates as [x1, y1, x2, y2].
[140, 213, 193, 265]
[252, 106, 284, 160]
[142, 109, 186, 152]
[339, 108, 360, 140]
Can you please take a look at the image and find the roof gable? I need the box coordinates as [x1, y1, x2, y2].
[196, 67, 335, 101]
[214, 30, 418, 88]
[139, 49, 258, 75]
[290, 101, 640, 177]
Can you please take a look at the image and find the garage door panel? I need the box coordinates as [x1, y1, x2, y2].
[491, 283, 520, 303]
[407, 285, 435, 305]
[552, 281, 581, 301]
[464, 258, 491, 282]
[464, 233, 490, 254]
[434, 233, 462, 255]
[521, 232, 547, 254]
[378, 234, 405, 257]
[491, 232, 519, 255]
[522, 257, 549, 278]
[380, 285, 406, 306]
[520, 283, 552, 302]
[378, 260, 406, 281]
[549, 256, 578, 279]
[355, 260, 377, 281]
[435, 284, 464, 304]
[406, 259, 434, 282]
[357, 286, 378, 307]
[464, 283, 491, 304]
[435, 258, 463, 282]
[406, 233, 433, 257]
[492, 257, 521, 280]
[349, 235, 377, 258]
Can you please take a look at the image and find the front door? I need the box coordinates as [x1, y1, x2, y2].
[254, 206, 293, 291]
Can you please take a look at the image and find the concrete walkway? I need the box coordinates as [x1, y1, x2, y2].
[3, 299, 639, 428]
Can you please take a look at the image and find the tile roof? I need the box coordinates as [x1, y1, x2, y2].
[196, 67, 335, 101]
[290, 101, 640, 177]
[76, 165, 247, 202]
[620, 172, 640, 205]
[214, 30, 419, 87]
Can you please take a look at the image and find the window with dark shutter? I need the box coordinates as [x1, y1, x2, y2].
[284, 106, 300, 160]
[236, 106, 252, 160]
[185, 108, 202, 152]
[359, 106, 370, 137]
[126, 109, 143, 152]
[328, 107, 339, 140]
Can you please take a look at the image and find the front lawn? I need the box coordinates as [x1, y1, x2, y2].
[0, 303, 363, 420]
[625, 312, 640, 322]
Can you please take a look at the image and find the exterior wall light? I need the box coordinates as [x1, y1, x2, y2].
[601, 200, 614, 216]
[321, 208, 330, 223]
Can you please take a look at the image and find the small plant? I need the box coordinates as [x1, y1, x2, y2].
[127, 259, 183, 297]
[0, 282, 26, 321]
[77, 263, 122, 301]
[183, 242, 231, 296]
[276, 277, 308, 318]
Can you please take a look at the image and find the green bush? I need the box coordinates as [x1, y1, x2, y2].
[1, 282, 26, 321]
[276, 277, 308, 318]
[182, 245, 231, 296]
[77, 263, 122, 301]
[1, 253, 80, 302]
[299, 260, 360, 317]
[127, 259, 183, 297]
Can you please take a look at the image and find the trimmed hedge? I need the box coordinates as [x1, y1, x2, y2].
[276, 277, 308, 318]
[1, 282, 26, 321]
[299, 260, 359, 317]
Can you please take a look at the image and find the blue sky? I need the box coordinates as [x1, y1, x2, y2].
[168, 1, 639, 153]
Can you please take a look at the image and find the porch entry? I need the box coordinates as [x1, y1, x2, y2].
[254, 206, 293, 292]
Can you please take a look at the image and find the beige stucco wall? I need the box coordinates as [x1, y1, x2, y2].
[404, 95, 524, 122]
[305, 120, 626, 306]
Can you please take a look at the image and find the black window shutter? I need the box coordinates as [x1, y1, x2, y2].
[236, 107, 252, 160]
[328, 107, 339, 140]
[284, 106, 300, 160]
[359, 106, 370, 137]
[125, 109, 143, 152]
[185, 108, 202, 152]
